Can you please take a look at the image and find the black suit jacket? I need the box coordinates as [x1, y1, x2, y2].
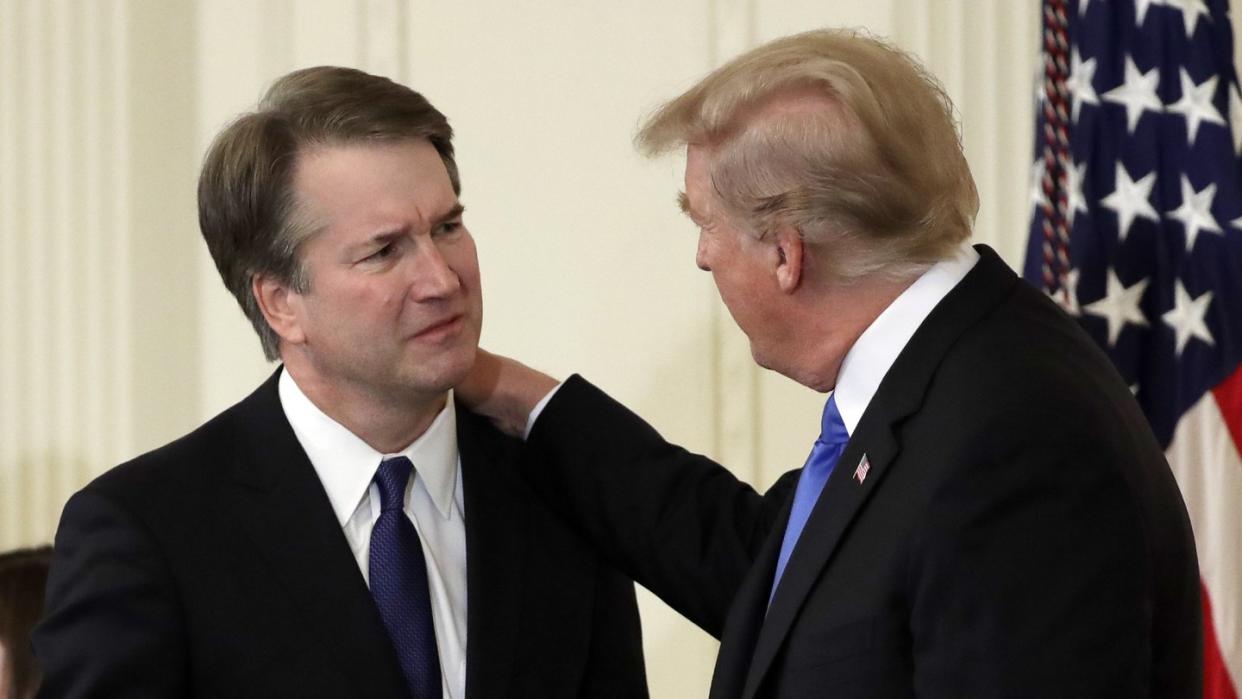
[521, 246, 1201, 697]
[33, 369, 647, 698]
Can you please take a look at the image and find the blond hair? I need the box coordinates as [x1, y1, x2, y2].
[198, 66, 459, 360]
[638, 29, 978, 280]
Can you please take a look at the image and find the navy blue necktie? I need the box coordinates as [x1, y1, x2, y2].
[369, 456, 442, 699]
[770, 394, 849, 600]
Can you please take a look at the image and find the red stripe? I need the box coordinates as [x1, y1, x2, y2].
[1206, 363, 1242, 697]
[1203, 582, 1238, 699]
[1212, 362, 1242, 456]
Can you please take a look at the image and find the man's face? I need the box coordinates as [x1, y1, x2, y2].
[282, 139, 482, 402]
[684, 144, 783, 368]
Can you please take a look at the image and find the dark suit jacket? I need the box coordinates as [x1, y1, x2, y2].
[33, 369, 647, 698]
[521, 246, 1201, 698]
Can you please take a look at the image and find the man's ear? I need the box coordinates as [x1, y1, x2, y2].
[252, 274, 307, 347]
[774, 224, 804, 293]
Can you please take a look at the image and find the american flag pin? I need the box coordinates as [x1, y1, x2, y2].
[853, 454, 871, 484]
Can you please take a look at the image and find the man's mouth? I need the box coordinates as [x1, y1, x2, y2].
[412, 314, 464, 341]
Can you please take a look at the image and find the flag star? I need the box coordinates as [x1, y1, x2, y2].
[1165, 175, 1223, 251]
[1135, 0, 1164, 26]
[1078, 0, 1093, 16]
[1059, 268, 1082, 316]
[1161, 280, 1214, 356]
[1100, 163, 1159, 241]
[1103, 57, 1163, 133]
[1029, 159, 1048, 217]
[1229, 85, 1242, 155]
[1164, 0, 1211, 37]
[1066, 160, 1089, 227]
[1233, 215, 1242, 230]
[1166, 69, 1226, 145]
[1083, 269, 1149, 346]
[1067, 49, 1100, 122]
[1034, 60, 1046, 107]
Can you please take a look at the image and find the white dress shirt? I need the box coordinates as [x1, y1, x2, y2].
[832, 245, 979, 433]
[279, 371, 467, 699]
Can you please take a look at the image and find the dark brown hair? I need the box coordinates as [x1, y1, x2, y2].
[198, 66, 459, 359]
[0, 546, 52, 699]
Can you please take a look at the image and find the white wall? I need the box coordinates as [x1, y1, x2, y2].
[3, 0, 1181, 695]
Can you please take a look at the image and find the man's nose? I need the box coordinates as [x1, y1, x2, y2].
[695, 233, 711, 272]
[408, 245, 461, 299]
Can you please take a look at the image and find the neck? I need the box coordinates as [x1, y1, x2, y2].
[281, 359, 446, 454]
[783, 272, 919, 393]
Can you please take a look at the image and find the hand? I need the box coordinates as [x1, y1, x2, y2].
[457, 349, 560, 438]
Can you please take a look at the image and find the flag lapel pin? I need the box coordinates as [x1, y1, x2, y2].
[853, 454, 871, 484]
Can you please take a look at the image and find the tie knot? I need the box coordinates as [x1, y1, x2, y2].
[819, 395, 849, 447]
[374, 457, 413, 513]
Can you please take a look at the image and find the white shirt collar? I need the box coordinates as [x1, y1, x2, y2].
[278, 370, 460, 523]
[832, 245, 979, 434]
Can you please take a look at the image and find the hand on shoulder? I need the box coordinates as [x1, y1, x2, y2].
[456, 348, 559, 438]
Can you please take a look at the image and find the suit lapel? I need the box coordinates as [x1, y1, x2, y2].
[739, 246, 1019, 698]
[458, 407, 529, 699]
[740, 409, 908, 698]
[227, 369, 407, 698]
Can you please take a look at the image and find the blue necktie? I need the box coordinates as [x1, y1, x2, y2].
[369, 456, 442, 699]
[770, 394, 849, 600]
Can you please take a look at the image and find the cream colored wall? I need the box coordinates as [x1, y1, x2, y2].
[1, 0, 204, 546]
[6, 0, 1197, 695]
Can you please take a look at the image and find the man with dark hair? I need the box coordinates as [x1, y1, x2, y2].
[33, 66, 647, 698]
[459, 29, 1201, 697]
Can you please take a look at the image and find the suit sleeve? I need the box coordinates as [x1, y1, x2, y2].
[525, 375, 791, 637]
[33, 487, 187, 698]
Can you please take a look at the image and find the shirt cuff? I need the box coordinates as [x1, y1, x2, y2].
[523, 381, 563, 440]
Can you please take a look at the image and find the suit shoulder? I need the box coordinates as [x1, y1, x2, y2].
[83, 394, 247, 510]
[938, 281, 1129, 408]
[901, 279, 1166, 489]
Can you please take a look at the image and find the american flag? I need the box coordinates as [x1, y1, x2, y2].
[1024, 0, 1242, 695]
[853, 454, 871, 484]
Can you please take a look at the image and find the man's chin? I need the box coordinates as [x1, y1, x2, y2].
[749, 345, 799, 384]
[400, 352, 476, 396]
[749, 343, 775, 372]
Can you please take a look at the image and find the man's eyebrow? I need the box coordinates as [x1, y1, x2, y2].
[433, 202, 466, 225]
[353, 203, 465, 251]
[350, 228, 407, 255]
[677, 192, 710, 225]
[678, 191, 704, 220]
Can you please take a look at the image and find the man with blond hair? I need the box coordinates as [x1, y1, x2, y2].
[33, 66, 647, 698]
[461, 29, 1201, 697]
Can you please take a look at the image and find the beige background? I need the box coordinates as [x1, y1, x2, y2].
[3, 1, 1234, 695]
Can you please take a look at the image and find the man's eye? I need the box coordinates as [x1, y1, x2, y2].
[366, 243, 395, 261]
[435, 221, 462, 237]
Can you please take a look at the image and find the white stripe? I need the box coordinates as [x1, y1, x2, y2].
[1166, 390, 1242, 686]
